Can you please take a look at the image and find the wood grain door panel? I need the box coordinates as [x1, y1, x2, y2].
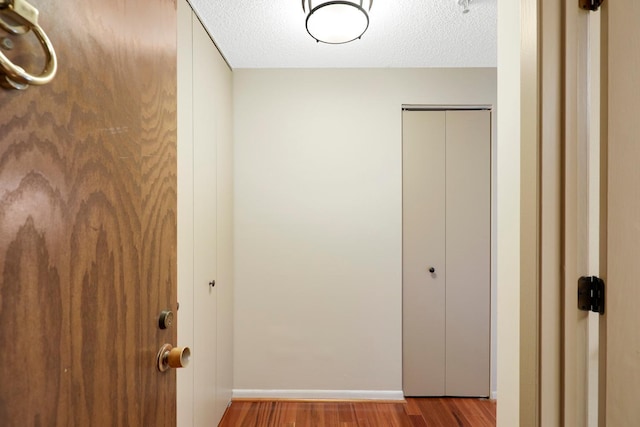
[0, 0, 177, 425]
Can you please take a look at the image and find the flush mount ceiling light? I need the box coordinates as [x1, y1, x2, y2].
[302, 0, 372, 44]
[457, 0, 472, 14]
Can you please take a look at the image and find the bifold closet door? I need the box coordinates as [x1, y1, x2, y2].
[402, 111, 447, 396]
[402, 110, 490, 397]
[444, 110, 490, 396]
[192, 13, 218, 425]
[178, 1, 233, 424]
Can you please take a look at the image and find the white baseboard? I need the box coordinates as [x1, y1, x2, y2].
[491, 391, 497, 400]
[232, 389, 405, 401]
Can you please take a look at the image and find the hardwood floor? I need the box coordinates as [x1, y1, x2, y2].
[219, 398, 496, 427]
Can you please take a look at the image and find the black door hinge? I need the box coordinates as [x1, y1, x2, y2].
[579, 0, 603, 11]
[578, 276, 605, 315]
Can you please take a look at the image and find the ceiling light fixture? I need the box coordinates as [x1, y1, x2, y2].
[457, 0, 472, 14]
[302, 0, 372, 44]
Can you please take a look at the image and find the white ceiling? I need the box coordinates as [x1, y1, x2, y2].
[188, 0, 497, 69]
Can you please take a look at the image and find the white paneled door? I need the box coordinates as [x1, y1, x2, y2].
[177, 1, 234, 425]
[192, 12, 219, 425]
[403, 109, 491, 397]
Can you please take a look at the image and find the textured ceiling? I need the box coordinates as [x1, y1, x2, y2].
[188, 0, 497, 69]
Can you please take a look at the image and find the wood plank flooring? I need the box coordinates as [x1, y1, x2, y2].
[219, 398, 496, 427]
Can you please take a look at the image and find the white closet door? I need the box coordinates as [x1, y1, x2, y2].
[445, 110, 491, 396]
[403, 109, 490, 397]
[402, 110, 447, 396]
[212, 25, 234, 424]
[192, 13, 218, 426]
[178, 1, 233, 424]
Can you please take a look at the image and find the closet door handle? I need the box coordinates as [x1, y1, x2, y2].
[428, 267, 435, 273]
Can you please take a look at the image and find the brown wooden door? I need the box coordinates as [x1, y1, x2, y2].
[0, 0, 177, 425]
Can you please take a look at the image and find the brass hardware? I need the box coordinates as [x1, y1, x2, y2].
[0, 0, 57, 89]
[156, 344, 191, 372]
[158, 310, 174, 329]
[0, 3, 29, 35]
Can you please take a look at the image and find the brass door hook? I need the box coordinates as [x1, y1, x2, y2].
[0, 0, 57, 90]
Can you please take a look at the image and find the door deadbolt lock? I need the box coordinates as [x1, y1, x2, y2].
[157, 344, 190, 372]
[158, 310, 174, 329]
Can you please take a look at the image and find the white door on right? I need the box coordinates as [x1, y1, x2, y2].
[403, 109, 491, 397]
[602, 0, 640, 424]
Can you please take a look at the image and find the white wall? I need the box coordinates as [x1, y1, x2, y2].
[233, 68, 497, 398]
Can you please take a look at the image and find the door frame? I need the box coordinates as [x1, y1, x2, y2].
[498, 0, 564, 425]
[499, 0, 598, 425]
[401, 104, 496, 398]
